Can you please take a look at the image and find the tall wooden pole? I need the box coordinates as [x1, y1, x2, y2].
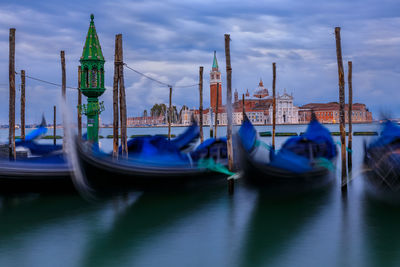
[210, 108, 214, 138]
[20, 70, 25, 141]
[225, 34, 234, 171]
[272, 62, 276, 150]
[60, 51, 66, 150]
[335, 27, 347, 190]
[118, 34, 128, 157]
[9, 28, 16, 160]
[53, 106, 56, 145]
[112, 34, 120, 158]
[199, 66, 204, 143]
[242, 94, 245, 118]
[77, 66, 82, 139]
[225, 34, 234, 194]
[168, 86, 172, 140]
[214, 82, 219, 138]
[348, 61, 353, 172]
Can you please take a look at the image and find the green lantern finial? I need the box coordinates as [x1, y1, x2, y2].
[79, 14, 106, 143]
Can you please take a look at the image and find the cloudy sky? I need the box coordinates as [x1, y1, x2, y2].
[0, 0, 399, 124]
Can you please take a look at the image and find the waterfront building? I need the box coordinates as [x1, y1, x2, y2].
[128, 51, 373, 127]
[298, 102, 373, 123]
[269, 91, 299, 124]
[191, 61, 300, 126]
[230, 80, 298, 125]
[180, 106, 193, 125]
[127, 116, 164, 126]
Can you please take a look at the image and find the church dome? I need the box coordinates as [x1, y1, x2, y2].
[253, 79, 269, 98]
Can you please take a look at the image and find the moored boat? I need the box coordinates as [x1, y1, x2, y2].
[0, 118, 73, 194]
[73, 125, 229, 197]
[0, 154, 73, 194]
[238, 115, 337, 193]
[364, 120, 400, 201]
[15, 116, 62, 156]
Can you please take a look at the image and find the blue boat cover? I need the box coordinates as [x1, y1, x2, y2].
[370, 120, 400, 148]
[280, 119, 337, 160]
[271, 119, 336, 172]
[269, 149, 315, 173]
[120, 122, 199, 153]
[18, 125, 47, 142]
[195, 137, 227, 151]
[238, 116, 336, 173]
[15, 117, 62, 156]
[120, 135, 191, 166]
[15, 141, 62, 156]
[238, 115, 257, 153]
[115, 123, 201, 166]
[18, 153, 66, 164]
[170, 121, 200, 150]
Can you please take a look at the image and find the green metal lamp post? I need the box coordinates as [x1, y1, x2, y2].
[79, 14, 105, 143]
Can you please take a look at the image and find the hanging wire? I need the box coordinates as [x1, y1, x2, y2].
[10, 63, 200, 92]
[123, 63, 199, 89]
[14, 71, 78, 90]
[175, 83, 200, 89]
[123, 63, 171, 87]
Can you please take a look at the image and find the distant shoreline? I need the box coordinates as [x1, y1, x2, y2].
[0, 121, 384, 129]
[101, 121, 378, 128]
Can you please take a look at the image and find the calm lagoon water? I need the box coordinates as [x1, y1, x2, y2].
[0, 123, 397, 267]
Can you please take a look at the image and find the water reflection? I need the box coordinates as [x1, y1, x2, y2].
[238, 186, 333, 267]
[362, 194, 400, 267]
[0, 194, 103, 266]
[80, 187, 226, 266]
[0, 195, 90, 240]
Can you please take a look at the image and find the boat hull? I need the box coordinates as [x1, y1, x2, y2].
[0, 160, 73, 194]
[364, 148, 400, 202]
[239, 145, 335, 193]
[75, 141, 228, 195]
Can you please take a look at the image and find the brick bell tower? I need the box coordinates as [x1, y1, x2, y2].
[210, 51, 222, 110]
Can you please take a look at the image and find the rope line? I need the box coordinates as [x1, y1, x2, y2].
[123, 63, 171, 87]
[10, 63, 200, 92]
[14, 71, 78, 90]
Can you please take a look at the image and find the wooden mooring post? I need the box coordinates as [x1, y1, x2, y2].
[77, 66, 82, 139]
[225, 34, 234, 194]
[348, 61, 353, 173]
[335, 27, 347, 191]
[60, 51, 66, 150]
[53, 106, 56, 145]
[168, 86, 172, 140]
[118, 34, 128, 157]
[199, 66, 204, 143]
[20, 70, 25, 140]
[272, 62, 276, 150]
[9, 28, 16, 160]
[242, 94, 245, 117]
[112, 34, 128, 157]
[112, 34, 120, 158]
[210, 107, 214, 138]
[214, 82, 219, 138]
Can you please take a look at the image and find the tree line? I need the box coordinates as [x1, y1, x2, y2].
[143, 103, 190, 124]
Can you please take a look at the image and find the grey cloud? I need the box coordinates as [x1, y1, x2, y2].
[0, 0, 399, 124]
